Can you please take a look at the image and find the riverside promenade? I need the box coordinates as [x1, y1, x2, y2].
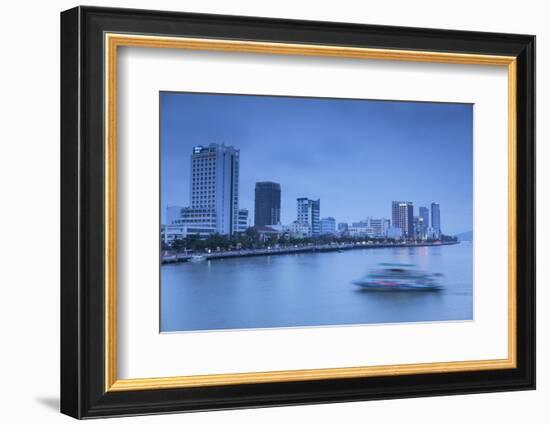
[162, 240, 459, 264]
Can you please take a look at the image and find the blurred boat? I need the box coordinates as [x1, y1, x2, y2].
[352, 263, 443, 291]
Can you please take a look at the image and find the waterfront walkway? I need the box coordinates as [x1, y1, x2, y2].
[162, 241, 459, 264]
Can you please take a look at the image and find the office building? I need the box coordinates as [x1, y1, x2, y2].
[419, 206, 429, 238]
[297, 197, 320, 236]
[180, 143, 240, 236]
[254, 182, 281, 226]
[392, 201, 414, 240]
[320, 217, 337, 235]
[419, 206, 429, 230]
[431, 202, 441, 238]
[413, 216, 421, 240]
[348, 218, 390, 238]
[348, 221, 371, 238]
[414, 216, 428, 239]
[368, 218, 391, 238]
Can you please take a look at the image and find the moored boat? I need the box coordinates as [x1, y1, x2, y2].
[189, 254, 207, 262]
[161, 251, 178, 263]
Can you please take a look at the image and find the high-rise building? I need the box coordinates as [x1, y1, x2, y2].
[419, 206, 429, 238]
[254, 182, 281, 227]
[431, 202, 441, 238]
[297, 198, 320, 236]
[320, 217, 336, 235]
[414, 216, 427, 239]
[391, 201, 401, 229]
[237, 208, 249, 233]
[392, 201, 414, 240]
[413, 216, 420, 240]
[180, 144, 240, 236]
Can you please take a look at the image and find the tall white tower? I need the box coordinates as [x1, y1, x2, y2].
[183, 143, 240, 236]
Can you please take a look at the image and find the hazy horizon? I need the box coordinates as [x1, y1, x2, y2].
[160, 92, 473, 235]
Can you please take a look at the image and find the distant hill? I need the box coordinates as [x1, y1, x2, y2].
[456, 231, 473, 241]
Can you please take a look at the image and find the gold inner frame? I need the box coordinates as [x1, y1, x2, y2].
[104, 33, 517, 392]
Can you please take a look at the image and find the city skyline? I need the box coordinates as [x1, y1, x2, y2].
[161, 92, 473, 234]
[164, 179, 444, 240]
[162, 182, 444, 234]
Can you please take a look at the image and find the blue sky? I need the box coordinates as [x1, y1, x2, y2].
[161, 92, 473, 235]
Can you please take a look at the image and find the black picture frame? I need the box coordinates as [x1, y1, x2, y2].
[61, 5, 535, 419]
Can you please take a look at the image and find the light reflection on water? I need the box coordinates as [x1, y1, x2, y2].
[160, 242, 473, 332]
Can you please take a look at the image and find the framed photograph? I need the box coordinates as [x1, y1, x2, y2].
[60, 6, 535, 419]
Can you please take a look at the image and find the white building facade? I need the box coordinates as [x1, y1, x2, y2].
[161, 223, 187, 244]
[348, 217, 390, 238]
[296, 197, 320, 236]
[283, 221, 310, 239]
[178, 144, 240, 236]
[320, 217, 337, 235]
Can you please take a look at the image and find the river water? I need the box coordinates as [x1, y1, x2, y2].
[160, 242, 473, 332]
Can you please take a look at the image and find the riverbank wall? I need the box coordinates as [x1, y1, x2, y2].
[162, 241, 459, 264]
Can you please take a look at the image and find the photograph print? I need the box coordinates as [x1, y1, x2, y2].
[160, 92, 473, 333]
